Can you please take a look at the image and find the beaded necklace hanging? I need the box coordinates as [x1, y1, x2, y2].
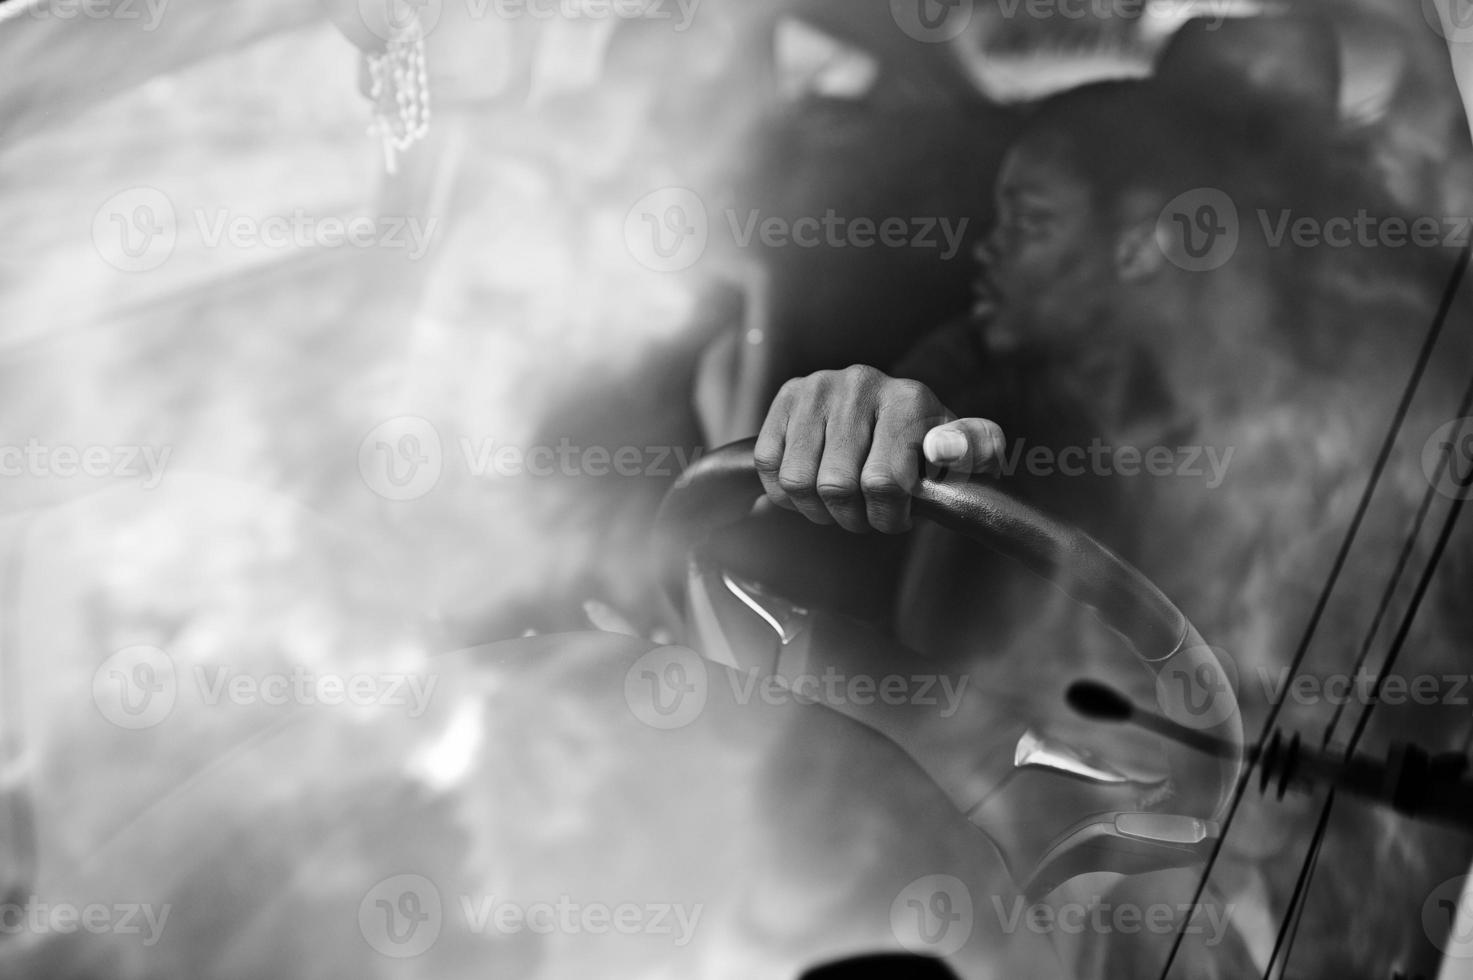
[365, 17, 431, 175]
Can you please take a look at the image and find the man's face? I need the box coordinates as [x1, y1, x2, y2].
[973, 134, 1121, 348]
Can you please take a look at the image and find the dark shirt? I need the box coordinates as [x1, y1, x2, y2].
[891, 316, 1178, 662]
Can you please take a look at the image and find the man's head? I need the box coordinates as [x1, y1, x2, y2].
[974, 80, 1220, 350]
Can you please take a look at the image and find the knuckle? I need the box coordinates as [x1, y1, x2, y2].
[774, 378, 814, 409]
[888, 378, 932, 408]
[816, 478, 861, 504]
[778, 471, 818, 499]
[775, 377, 807, 401]
[807, 370, 840, 390]
[753, 446, 783, 475]
[861, 471, 908, 500]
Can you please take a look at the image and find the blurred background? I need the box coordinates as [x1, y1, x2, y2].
[2, 0, 1473, 977]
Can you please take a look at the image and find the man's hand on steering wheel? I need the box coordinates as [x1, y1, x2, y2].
[755, 365, 1006, 535]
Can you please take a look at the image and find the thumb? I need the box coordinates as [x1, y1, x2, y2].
[922, 419, 1005, 475]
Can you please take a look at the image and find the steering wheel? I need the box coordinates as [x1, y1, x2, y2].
[654, 438, 1245, 901]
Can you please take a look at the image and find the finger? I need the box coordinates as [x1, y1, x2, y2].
[749, 496, 783, 520]
[778, 408, 836, 526]
[754, 386, 793, 510]
[816, 410, 875, 533]
[860, 405, 926, 534]
[923, 418, 1005, 476]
